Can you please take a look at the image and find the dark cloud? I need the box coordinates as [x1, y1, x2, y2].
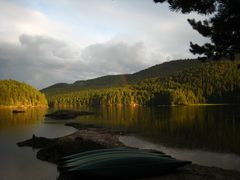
[0, 35, 161, 89]
[0, 35, 78, 88]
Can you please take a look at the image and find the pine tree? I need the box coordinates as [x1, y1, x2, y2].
[154, 0, 240, 60]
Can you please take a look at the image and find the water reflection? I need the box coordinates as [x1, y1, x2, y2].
[120, 136, 240, 171]
[0, 108, 47, 129]
[74, 105, 240, 155]
[0, 107, 76, 180]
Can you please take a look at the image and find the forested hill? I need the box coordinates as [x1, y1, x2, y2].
[47, 60, 240, 107]
[42, 59, 200, 95]
[0, 80, 48, 107]
[131, 59, 200, 81]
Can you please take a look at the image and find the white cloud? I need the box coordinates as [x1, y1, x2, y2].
[0, 0, 209, 88]
[0, 1, 91, 46]
[0, 35, 168, 88]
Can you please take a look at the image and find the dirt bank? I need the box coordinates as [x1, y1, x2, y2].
[17, 123, 240, 180]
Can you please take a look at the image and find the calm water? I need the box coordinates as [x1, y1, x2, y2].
[0, 108, 76, 180]
[74, 105, 240, 171]
[0, 106, 240, 180]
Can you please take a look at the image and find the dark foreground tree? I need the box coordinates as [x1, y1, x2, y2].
[154, 0, 240, 60]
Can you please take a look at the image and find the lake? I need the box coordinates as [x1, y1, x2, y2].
[0, 105, 240, 180]
[0, 108, 76, 180]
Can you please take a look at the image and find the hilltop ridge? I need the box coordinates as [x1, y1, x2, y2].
[42, 59, 200, 95]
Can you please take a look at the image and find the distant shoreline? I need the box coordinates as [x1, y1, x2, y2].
[50, 103, 239, 109]
[158, 103, 238, 107]
[0, 105, 48, 109]
[0, 103, 238, 110]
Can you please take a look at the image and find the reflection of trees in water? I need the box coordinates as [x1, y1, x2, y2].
[139, 106, 240, 154]
[76, 105, 240, 154]
[0, 108, 48, 129]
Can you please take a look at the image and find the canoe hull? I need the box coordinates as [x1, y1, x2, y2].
[60, 148, 191, 179]
[62, 162, 189, 179]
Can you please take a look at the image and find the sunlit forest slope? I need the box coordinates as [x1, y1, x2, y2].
[44, 60, 240, 106]
[0, 80, 47, 107]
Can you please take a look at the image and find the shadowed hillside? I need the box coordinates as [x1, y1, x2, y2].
[45, 60, 240, 107]
[42, 59, 200, 95]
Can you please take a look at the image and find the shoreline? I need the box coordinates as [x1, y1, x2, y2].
[17, 123, 240, 180]
[1, 103, 237, 110]
[0, 105, 48, 109]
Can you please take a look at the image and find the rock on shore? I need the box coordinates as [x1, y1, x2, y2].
[45, 110, 95, 120]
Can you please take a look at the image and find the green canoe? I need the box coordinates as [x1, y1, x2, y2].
[61, 151, 172, 170]
[62, 148, 171, 163]
[60, 148, 191, 179]
[62, 148, 164, 160]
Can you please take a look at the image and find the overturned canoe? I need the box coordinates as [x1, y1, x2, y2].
[60, 148, 191, 179]
[62, 148, 169, 162]
[61, 150, 172, 170]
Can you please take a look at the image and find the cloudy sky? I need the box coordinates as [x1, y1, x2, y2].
[0, 0, 207, 89]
